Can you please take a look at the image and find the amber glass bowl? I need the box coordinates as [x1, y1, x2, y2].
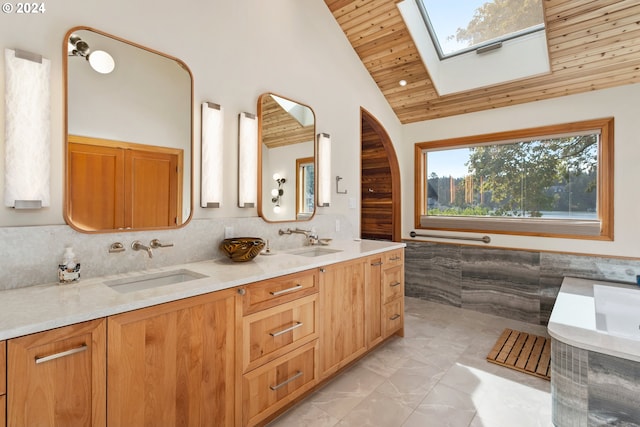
[219, 237, 265, 262]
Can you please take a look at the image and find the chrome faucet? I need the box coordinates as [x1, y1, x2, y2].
[278, 228, 319, 245]
[131, 240, 153, 258]
[279, 228, 310, 236]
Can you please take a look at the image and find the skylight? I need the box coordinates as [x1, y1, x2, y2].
[397, 0, 550, 95]
[416, 0, 545, 59]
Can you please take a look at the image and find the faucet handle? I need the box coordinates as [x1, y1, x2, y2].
[150, 239, 173, 248]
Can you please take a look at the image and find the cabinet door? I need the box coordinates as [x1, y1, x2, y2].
[125, 148, 181, 228]
[107, 289, 236, 427]
[7, 319, 106, 427]
[365, 256, 383, 349]
[68, 141, 125, 230]
[320, 258, 367, 377]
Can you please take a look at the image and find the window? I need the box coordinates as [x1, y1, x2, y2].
[416, 0, 545, 59]
[414, 118, 614, 240]
[296, 157, 314, 220]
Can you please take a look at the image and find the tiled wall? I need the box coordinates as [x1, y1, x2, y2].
[404, 241, 640, 325]
[0, 214, 353, 291]
[551, 338, 640, 426]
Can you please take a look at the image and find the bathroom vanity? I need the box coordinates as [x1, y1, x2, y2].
[0, 239, 404, 427]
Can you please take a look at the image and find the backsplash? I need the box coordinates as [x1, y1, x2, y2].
[0, 214, 353, 291]
[404, 241, 640, 325]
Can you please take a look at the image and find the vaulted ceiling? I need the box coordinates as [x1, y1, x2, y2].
[324, 0, 640, 123]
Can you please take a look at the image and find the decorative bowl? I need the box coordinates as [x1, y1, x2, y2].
[219, 237, 265, 262]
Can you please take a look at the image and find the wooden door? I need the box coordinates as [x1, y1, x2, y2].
[126, 148, 180, 228]
[67, 142, 125, 230]
[7, 319, 106, 427]
[360, 109, 401, 241]
[320, 258, 367, 377]
[107, 289, 236, 427]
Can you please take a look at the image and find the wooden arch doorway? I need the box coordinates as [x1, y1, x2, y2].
[360, 108, 401, 242]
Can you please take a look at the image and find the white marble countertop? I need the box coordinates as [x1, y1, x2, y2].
[548, 276, 640, 362]
[0, 239, 405, 341]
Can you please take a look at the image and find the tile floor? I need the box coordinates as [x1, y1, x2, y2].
[268, 297, 552, 427]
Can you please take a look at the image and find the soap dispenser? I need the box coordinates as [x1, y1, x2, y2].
[58, 247, 81, 284]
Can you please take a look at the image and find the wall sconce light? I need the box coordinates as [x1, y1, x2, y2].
[201, 102, 224, 208]
[271, 173, 286, 213]
[317, 133, 331, 207]
[4, 48, 51, 209]
[238, 112, 257, 208]
[68, 34, 115, 74]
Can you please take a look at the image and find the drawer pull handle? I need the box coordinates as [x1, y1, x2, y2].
[270, 370, 303, 391]
[371, 261, 383, 266]
[270, 322, 303, 337]
[35, 344, 88, 364]
[389, 281, 402, 288]
[389, 256, 401, 261]
[390, 314, 401, 321]
[270, 284, 303, 296]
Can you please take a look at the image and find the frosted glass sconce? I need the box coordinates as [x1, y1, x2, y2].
[317, 133, 331, 207]
[201, 102, 224, 208]
[238, 112, 257, 208]
[4, 48, 51, 209]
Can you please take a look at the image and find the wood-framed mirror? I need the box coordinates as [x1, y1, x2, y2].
[257, 93, 316, 222]
[63, 26, 193, 233]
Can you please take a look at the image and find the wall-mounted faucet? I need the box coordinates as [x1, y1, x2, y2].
[131, 240, 153, 258]
[278, 228, 319, 245]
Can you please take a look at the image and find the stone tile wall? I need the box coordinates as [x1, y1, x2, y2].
[404, 241, 640, 325]
[551, 338, 640, 426]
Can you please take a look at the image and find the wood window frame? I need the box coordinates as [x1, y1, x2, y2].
[414, 118, 614, 240]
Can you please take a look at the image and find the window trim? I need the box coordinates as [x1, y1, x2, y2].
[414, 118, 614, 240]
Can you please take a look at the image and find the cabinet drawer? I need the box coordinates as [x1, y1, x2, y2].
[383, 299, 404, 338]
[242, 340, 318, 427]
[0, 341, 5, 395]
[243, 294, 318, 372]
[382, 265, 404, 304]
[242, 270, 318, 314]
[382, 249, 403, 269]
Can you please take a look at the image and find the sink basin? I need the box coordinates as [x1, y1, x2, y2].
[105, 269, 207, 293]
[594, 284, 640, 341]
[289, 247, 343, 257]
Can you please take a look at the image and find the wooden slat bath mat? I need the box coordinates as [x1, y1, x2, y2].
[486, 328, 551, 381]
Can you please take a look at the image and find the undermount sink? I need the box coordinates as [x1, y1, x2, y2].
[105, 269, 207, 293]
[593, 284, 640, 341]
[289, 247, 343, 257]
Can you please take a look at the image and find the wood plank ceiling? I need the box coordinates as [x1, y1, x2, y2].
[259, 95, 315, 148]
[324, 0, 640, 124]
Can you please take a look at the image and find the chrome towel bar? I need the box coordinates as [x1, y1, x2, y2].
[410, 231, 491, 244]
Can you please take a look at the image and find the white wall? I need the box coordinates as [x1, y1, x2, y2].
[401, 83, 640, 258]
[0, 0, 402, 231]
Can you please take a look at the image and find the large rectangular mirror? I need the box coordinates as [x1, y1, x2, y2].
[258, 93, 316, 222]
[64, 27, 193, 232]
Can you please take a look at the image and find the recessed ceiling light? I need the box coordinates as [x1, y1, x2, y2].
[399, 79, 407, 86]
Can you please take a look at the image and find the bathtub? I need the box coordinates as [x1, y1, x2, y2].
[548, 277, 640, 426]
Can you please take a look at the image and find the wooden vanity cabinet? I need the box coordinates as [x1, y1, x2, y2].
[106, 288, 237, 427]
[319, 257, 367, 378]
[381, 249, 404, 338]
[7, 319, 106, 427]
[238, 270, 320, 427]
[1, 340, 5, 427]
[365, 255, 383, 349]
